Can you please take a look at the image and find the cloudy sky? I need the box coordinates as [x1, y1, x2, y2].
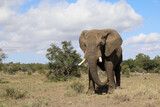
[0, 0, 160, 63]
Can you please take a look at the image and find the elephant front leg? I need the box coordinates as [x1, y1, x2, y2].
[87, 70, 95, 94]
[105, 61, 115, 94]
[115, 64, 121, 88]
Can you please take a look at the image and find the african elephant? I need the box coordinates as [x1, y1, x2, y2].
[78, 29, 122, 94]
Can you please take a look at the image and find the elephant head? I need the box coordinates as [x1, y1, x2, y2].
[79, 29, 122, 86]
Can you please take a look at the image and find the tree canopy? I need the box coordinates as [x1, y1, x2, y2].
[46, 41, 82, 81]
[0, 48, 7, 63]
[122, 53, 160, 74]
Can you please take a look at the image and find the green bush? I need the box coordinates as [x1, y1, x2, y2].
[152, 67, 160, 73]
[122, 59, 136, 70]
[46, 41, 82, 81]
[131, 66, 146, 73]
[135, 53, 159, 72]
[4, 88, 27, 99]
[122, 53, 160, 74]
[8, 67, 19, 75]
[121, 65, 131, 77]
[46, 70, 68, 82]
[2, 62, 20, 74]
[38, 69, 46, 74]
[27, 71, 32, 75]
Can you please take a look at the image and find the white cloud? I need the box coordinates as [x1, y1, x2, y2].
[125, 33, 160, 45]
[0, 0, 143, 54]
[0, 0, 24, 25]
[123, 33, 160, 59]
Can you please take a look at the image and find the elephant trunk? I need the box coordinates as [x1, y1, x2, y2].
[88, 56, 106, 86]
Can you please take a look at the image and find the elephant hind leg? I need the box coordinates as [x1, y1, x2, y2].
[115, 64, 121, 87]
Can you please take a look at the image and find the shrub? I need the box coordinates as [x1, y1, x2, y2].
[46, 70, 68, 82]
[46, 41, 82, 81]
[131, 66, 146, 73]
[8, 67, 19, 75]
[152, 67, 160, 73]
[4, 88, 27, 99]
[135, 53, 159, 72]
[21, 65, 28, 72]
[27, 71, 32, 75]
[64, 81, 85, 97]
[38, 69, 46, 74]
[70, 81, 85, 93]
[122, 59, 136, 70]
[121, 65, 131, 77]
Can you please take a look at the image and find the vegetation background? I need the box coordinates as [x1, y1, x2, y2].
[0, 41, 160, 107]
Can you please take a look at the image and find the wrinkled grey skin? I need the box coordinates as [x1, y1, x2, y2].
[79, 29, 122, 94]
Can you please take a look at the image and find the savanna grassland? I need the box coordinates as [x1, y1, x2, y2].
[0, 72, 160, 107]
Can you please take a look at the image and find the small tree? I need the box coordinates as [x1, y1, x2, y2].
[135, 53, 159, 72]
[46, 41, 82, 81]
[0, 48, 7, 71]
[135, 53, 150, 69]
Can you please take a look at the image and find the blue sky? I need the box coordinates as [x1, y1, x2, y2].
[127, 0, 160, 33]
[0, 0, 160, 63]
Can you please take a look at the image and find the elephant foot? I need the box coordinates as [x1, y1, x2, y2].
[115, 83, 120, 88]
[115, 85, 121, 89]
[108, 85, 115, 94]
[115, 84, 120, 88]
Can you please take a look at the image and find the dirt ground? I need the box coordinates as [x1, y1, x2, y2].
[0, 72, 160, 107]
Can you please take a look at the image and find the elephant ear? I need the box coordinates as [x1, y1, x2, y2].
[79, 30, 88, 53]
[103, 29, 122, 57]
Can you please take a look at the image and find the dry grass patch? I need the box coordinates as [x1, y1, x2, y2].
[144, 102, 156, 107]
[132, 85, 158, 100]
[0, 72, 160, 107]
[120, 74, 160, 99]
[113, 94, 131, 102]
[107, 73, 160, 106]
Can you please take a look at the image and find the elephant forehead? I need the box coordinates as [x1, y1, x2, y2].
[86, 32, 102, 38]
[87, 37, 101, 45]
[87, 35, 101, 43]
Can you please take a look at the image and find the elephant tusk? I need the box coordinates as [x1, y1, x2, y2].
[78, 58, 86, 66]
[99, 57, 102, 62]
